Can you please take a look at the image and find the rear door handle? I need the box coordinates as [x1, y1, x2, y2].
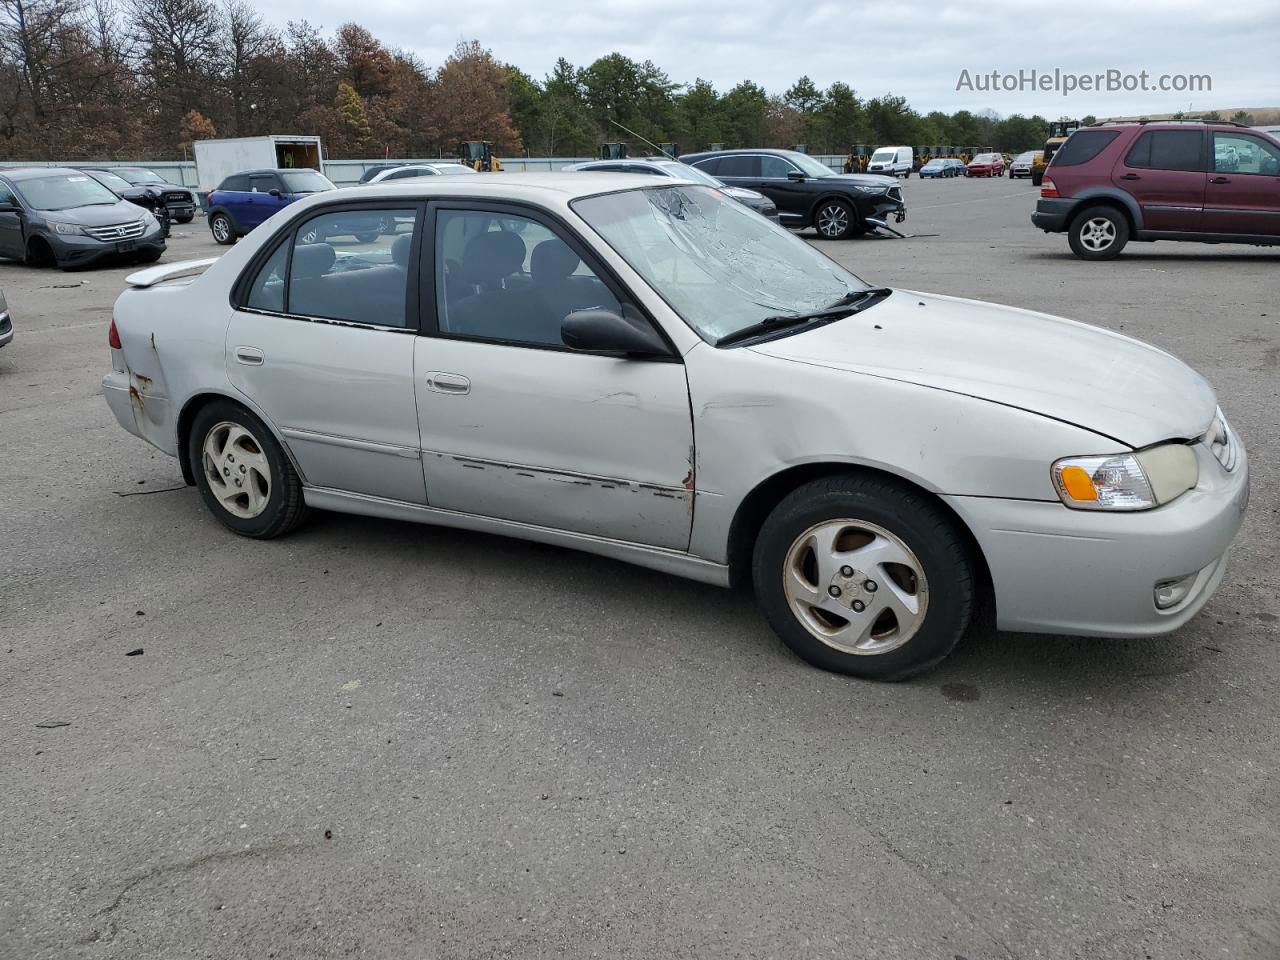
[426, 371, 471, 394]
[234, 346, 264, 365]
[1209, 176, 1231, 184]
[1119, 173, 1141, 180]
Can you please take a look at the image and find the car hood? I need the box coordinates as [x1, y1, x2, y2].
[40, 201, 147, 226]
[827, 173, 899, 189]
[748, 290, 1217, 447]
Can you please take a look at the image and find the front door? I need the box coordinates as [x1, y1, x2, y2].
[0, 180, 25, 260]
[226, 204, 426, 503]
[243, 174, 285, 228]
[1112, 128, 1206, 232]
[414, 203, 694, 550]
[1203, 132, 1280, 236]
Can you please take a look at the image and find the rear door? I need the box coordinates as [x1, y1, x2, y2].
[1202, 131, 1280, 236]
[1112, 129, 1206, 231]
[225, 203, 426, 503]
[412, 201, 695, 549]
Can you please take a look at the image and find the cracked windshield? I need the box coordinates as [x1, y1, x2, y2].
[574, 185, 868, 341]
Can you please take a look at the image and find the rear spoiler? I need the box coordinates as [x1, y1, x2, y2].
[125, 257, 219, 289]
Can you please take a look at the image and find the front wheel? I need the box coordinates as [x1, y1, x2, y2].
[814, 199, 858, 240]
[752, 474, 976, 680]
[209, 213, 235, 245]
[189, 401, 308, 538]
[1068, 205, 1129, 260]
[175, 214, 194, 224]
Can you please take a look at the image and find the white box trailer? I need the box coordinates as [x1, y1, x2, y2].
[193, 136, 324, 194]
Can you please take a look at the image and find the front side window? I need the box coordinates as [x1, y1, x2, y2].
[760, 155, 799, 179]
[788, 153, 835, 178]
[285, 208, 418, 327]
[690, 157, 723, 176]
[13, 174, 119, 210]
[713, 155, 758, 178]
[249, 175, 278, 194]
[1213, 133, 1280, 175]
[574, 185, 868, 343]
[1124, 130, 1203, 172]
[435, 209, 622, 348]
[0, 180, 18, 205]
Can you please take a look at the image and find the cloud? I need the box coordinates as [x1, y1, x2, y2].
[257, 0, 1279, 117]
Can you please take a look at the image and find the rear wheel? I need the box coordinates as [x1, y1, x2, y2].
[210, 213, 235, 245]
[752, 474, 976, 680]
[1068, 205, 1130, 260]
[814, 199, 858, 240]
[189, 400, 308, 539]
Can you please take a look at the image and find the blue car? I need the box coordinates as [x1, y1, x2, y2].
[206, 168, 335, 245]
[918, 158, 967, 179]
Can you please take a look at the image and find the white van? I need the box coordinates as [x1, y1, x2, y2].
[866, 145, 914, 177]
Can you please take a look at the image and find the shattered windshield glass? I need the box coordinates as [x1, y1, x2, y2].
[573, 185, 868, 342]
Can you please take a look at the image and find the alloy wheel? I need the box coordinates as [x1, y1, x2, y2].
[816, 204, 849, 238]
[203, 421, 272, 519]
[211, 217, 230, 242]
[1079, 217, 1117, 252]
[781, 519, 929, 656]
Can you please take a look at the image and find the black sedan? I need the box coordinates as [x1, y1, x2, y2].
[81, 167, 197, 222]
[561, 157, 779, 221]
[679, 148, 904, 240]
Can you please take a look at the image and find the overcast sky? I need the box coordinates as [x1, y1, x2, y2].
[266, 0, 1278, 119]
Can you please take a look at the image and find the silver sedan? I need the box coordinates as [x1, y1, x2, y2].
[102, 175, 1248, 679]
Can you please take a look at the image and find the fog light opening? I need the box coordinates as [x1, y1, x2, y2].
[1154, 574, 1196, 610]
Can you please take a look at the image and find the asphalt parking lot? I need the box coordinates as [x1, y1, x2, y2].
[2, 176, 1277, 960]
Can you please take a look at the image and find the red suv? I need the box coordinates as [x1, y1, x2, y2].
[1031, 120, 1280, 260]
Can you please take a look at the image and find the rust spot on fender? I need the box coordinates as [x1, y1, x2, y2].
[681, 468, 695, 491]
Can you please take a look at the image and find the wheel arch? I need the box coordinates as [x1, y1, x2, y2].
[725, 461, 994, 618]
[176, 390, 305, 486]
[807, 191, 865, 227]
[207, 206, 239, 232]
[1065, 189, 1143, 233]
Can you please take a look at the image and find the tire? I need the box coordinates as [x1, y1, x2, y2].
[210, 213, 236, 245]
[751, 473, 975, 680]
[1068, 205, 1130, 261]
[133, 250, 162, 264]
[355, 232, 379, 244]
[176, 214, 194, 224]
[1030, 170, 1043, 187]
[26, 237, 55, 268]
[813, 199, 858, 240]
[188, 400, 308, 539]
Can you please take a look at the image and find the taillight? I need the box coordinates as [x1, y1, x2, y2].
[108, 318, 122, 349]
[1040, 177, 1060, 199]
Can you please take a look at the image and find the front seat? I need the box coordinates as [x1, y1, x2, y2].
[446, 230, 556, 343]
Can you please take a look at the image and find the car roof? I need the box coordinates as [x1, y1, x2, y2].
[0, 166, 90, 181]
[310, 172, 697, 205]
[682, 148, 798, 159]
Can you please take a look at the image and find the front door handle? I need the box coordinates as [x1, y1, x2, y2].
[1209, 176, 1231, 184]
[234, 346, 265, 365]
[426, 371, 471, 394]
[1118, 173, 1141, 180]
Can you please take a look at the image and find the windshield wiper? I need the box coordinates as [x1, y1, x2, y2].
[716, 288, 892, 347]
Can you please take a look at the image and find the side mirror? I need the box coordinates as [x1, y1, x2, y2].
[268, 189, 282, 198]
[786, 171, 806, 182]
[561, 305, 670, 358]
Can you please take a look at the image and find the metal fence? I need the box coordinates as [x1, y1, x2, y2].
[2, 154, 851, 189]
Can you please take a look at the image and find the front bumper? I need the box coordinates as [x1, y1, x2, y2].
[944, 442, 1249, 637]
[1031, 198, 1074, 232]
[47, 229, 166, 267]
[867, 191, 906, 224]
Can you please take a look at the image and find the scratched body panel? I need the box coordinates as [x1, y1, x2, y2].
[414, 337, 694, 550]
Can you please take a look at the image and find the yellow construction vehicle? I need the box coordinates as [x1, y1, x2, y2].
[459, 141, 502, 172]
[1030, 119, 1080, 186]
[599, 143, 628, 160]
[842, 145, 874, 173]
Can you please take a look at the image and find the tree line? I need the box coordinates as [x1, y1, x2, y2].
[3, 0, 1097, 162]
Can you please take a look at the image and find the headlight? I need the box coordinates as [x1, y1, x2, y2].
[1052, 444, 1198, 511]
[851, 184, 887, 195]
[49, 220, 85, 236]
[141, 211, 158, 227]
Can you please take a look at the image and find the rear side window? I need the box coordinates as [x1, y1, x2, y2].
[1124, 130, 1204, 172]
[1051, 130, 1120, 166]
[219, 175, 250, 191]
[246, 241, 287, 313]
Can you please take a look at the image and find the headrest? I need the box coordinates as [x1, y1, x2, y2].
[461, 229, 526, 284]
[391, 232, 412, 266]
[530, 238, 581, 283]
[291, 242, 335, 279]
